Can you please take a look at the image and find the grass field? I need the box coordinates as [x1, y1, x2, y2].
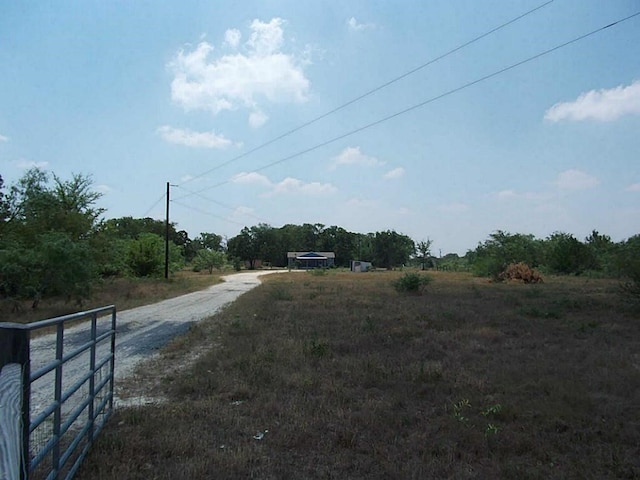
[77, 270, 640, 479]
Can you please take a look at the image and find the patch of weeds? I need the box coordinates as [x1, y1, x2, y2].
[304, 339, 330, 358]
[393, 272, 432, 294]
[269, 284, 293, 301]
[452, 398, 471, 424]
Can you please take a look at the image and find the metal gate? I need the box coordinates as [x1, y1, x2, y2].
[0, 306, 116, 480]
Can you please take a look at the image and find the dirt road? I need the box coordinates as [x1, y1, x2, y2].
[28, 271, 286, 413]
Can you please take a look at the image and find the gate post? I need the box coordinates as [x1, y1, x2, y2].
[0, 324, 30, 480]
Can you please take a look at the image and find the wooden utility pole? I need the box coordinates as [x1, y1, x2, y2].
[164, 181, 170, 280]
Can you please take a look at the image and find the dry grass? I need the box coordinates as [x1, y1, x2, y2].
[78, 270, 640, 479]
[0, 269, 224, 326]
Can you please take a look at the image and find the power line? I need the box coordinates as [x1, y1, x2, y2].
[174, 10, 640, 196]
[174, 185, 271, 223]
[141, 191, 167, 217]
[170, 199, 246, 226]
[176, 0, 554, 194]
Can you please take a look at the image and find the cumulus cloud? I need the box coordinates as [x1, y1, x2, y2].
[626, 183, 640, 192]
[157, 125, 231, 148]
[383, 167, 405, 180]
[232, 171, 335, 196]
[555, 169, 599, 190]
[168, 18, 310, 127]
[544, 80, 640, 122]
[232, 171, 272, 186]
[0, 134, 8, 142]
[249, 110, 268, 128]
[347, 17, 375, 31]
[332, 146, 385, 169]
[224, 28, 241, 48]
[94, 184, 112, 194]
[270, 177, 336, 196]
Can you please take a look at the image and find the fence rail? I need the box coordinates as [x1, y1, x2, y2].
[0, 306, 116, 480]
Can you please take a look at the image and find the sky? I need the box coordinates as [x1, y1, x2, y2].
[1, 0, 639, 255]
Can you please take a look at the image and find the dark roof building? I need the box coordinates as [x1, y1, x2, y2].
[287, 251, 335, 269]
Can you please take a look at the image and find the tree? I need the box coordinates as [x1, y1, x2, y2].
[468, 231, 543, 278]
[126, 233, 165, 277]
[193, 249, 226, 274]
[372, 230, 415, 270]
[227, 227, 260, 270]
[544, 232, 594, 275]
[416, 239, 433, 270]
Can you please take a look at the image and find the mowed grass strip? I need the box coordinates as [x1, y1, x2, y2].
[78, 271, 640, 479]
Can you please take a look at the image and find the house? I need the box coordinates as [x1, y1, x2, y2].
[287, 252, 335, 269]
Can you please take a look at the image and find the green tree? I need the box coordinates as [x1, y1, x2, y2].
[193, 249, 226, 274]
[468, 231, 542, 279]
[544, 232, 594, 275]
[416, 239, 433, 270]
[126, 233, 165, 277]
[373, 230, 415, 270]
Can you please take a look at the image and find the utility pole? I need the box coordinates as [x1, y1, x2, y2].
[164, 181, 170, 279]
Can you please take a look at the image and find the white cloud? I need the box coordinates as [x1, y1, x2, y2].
[383, 167, 405, 180]
[555, 169, 599, 190]
[249, 110, 268, 128]
[232, 171, 271, 186]
[626, 183, 640, 192]
[347, 17, 375, 31]
[270, 177, 336, 196]
[224, 28, 241, 48]
[169, 17, 310, 127]
[233, 171, 335, 196]
[16, 160, 48, 169]
[544, 80, 640, 122]
[0, 134, 8, 142]
[332, 146, 385, 169]
[94, 184, 112, 194]
[157, 125, 231, 148]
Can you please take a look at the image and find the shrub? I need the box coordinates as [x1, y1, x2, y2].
[393, 272, 432, 293]
[498, 262, 543, 284]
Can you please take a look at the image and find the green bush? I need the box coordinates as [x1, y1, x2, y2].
[393, 272, 432, 293]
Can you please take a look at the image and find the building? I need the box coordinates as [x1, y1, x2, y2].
[350, 260, 372, 272]
[287, 252, 335, 269]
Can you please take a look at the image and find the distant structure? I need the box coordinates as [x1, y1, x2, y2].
[350, 260, 372, 273]
[287, 252, 335, 269]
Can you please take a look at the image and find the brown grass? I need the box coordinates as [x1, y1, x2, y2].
[77, 270, 640, 479]
[0, 270, 224, 326]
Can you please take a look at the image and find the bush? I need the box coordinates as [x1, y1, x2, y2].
[498, 262, 543, 284]
[393, 272, 432, 293]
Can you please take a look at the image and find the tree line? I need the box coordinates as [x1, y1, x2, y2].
[1, 168, 638, 308]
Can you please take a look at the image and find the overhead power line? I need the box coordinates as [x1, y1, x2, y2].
[174, 185, 271, 223]
[176, 0, 555, 194]
[141, 191, 167, 217]
[173, 10, 640, 197]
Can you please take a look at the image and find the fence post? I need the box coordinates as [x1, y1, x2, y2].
[0, 325, 30, 480]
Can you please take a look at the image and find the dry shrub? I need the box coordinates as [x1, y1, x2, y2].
[499, 262, 543, 284]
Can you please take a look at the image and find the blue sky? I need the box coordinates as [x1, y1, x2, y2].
[1, 0, 639, 255]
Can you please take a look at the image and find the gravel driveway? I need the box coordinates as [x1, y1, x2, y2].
[28, 271, 286, 415]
